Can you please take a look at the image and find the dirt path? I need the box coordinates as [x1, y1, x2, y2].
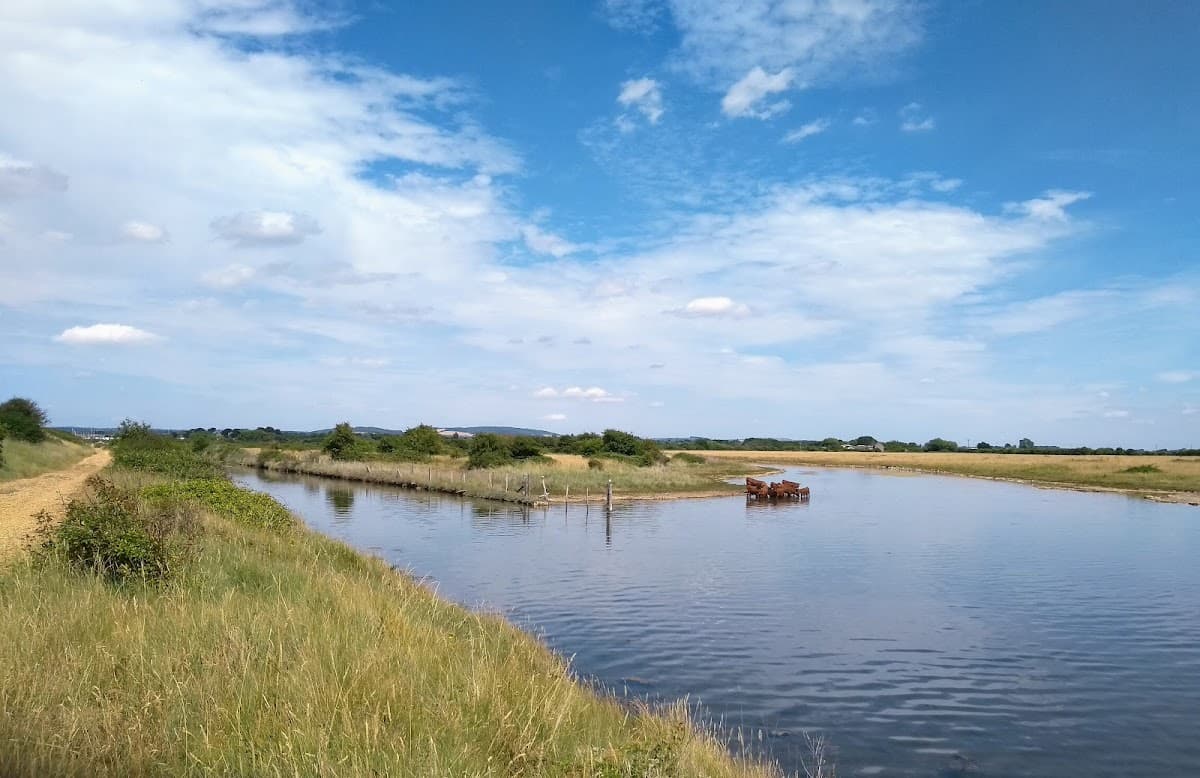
[0, 448, 111, 558]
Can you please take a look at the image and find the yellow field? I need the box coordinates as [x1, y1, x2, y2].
[696, 450, 1200, 502]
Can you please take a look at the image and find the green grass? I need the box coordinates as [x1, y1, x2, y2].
[0, 458, 782, 777]
[0, 438, 92, 481]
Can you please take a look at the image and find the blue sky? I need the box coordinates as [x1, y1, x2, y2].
[0, 0, 1197, 446]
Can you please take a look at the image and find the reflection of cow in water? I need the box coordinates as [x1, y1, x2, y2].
[746, 477, 810, 501]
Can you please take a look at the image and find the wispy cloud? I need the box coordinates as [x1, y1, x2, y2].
[899, 102, 934, 132]
[211, 211, 321, 247]
[721, 67, 793, 118]
[1006, 190, 1092, 221]
[1157, 370, 1197, 384]
[784, 118, 831, 143]
[617, 77, 664, 124]
[669, 0, 925, 86]
[0, 154, 68, 199]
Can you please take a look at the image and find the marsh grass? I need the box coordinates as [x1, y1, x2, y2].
[0, 438, 92, 481]
[0, 473, 780, 778]
[701, 450, 1200, 494]
[235, 450, 763, 502]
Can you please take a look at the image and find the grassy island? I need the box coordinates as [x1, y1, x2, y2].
[699, 450, 1200, 504]
[0, 427, 780, 777]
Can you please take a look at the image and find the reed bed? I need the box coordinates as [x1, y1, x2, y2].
[700, 450, 1200, 497]
[237, 451, 761, 503]
[0, 470, 782, 777]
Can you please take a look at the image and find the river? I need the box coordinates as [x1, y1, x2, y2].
[233, 465, 1200, 777]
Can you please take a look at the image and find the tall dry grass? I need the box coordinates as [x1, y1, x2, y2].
[0, 477, 782, 777]
[699, 450, 1200, 494]
[237, 450, 762, 501]
[0, 438, 92, 481]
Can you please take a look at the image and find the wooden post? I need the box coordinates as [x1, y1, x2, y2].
[585, 487, 589, 503]
[489, 472, 493, 488]
[504, 474, 509, 492]
[564, 485, 569, 512]
[427, 466, 432, 485]
[605, 479, 613, 512]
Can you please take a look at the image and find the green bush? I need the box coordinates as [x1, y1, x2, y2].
[468, 433, 513, 468]
[323, 422, 370, 461]
[0, 397, 49, 444]
[141, 479, 294, 532]
[38, 477, 197, 582]
[112, 423, 222, 480]
[671, 452, 706, 465]
[587, 457, 604, 470]
[1121, 464, 1162, 474]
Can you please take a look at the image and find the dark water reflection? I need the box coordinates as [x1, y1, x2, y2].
[233, 467, 1200, 777]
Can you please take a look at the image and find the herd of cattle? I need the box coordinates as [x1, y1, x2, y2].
[745, 477, 810, 501]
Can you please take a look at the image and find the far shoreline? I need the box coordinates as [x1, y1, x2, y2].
[693, 450, 1200, 506]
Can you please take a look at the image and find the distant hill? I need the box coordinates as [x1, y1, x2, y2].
[441, 426, 558, 438]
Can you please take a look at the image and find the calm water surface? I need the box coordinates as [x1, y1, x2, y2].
[233, 467, 1200, 777]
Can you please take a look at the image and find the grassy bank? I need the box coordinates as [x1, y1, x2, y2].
[236, 449, 762, 503]
[0, 435, 783, 777]
[700, 450, 1200, 501]
[0, 437, 92, 481]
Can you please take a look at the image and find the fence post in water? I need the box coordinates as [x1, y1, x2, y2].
[505, 474, 509, 492]
[605, 479, 613, 512]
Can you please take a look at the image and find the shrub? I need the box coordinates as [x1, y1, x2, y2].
[587, 457, 604, 470]
[923, 437, 959, 452]
[510, 436, 544, 459]
[141, 479, 294, 531]
[467, 433, 513, 468]
[38, 477, 197, 582]
[112, 423, 222, 480]
[671, 452, 706, 465]
[0, 397, 49, 443]
[323, 422, 370, 461]
[1121, 464, 1162, 474]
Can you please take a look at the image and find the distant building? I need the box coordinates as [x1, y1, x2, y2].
[436, 428, 474, 439]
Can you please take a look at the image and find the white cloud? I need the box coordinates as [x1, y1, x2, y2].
[542, 413, 568, 421]
[617, 77, 664, 124]
[1184, 406, 1198, 416]
[0, 154, 67, 199]
[56, 323, 161, 345]
[202, 263, 256, 289]
[1157, 370, 1197, 384]
[211, 210, 321, 247]
[1103, 409, 1130, 419]
[121, 220, 167, 243]
[1007, 190, 1092, 222]
[899, 102, 934, 132]
[669, 0, 925, 87]
[535, 386, 623, 403]
[721, 67, 793, 119]
[784, 118, 831, 143]
[852, 110, 877, 126]
[521, 224, 579, 258]
[680, 296, 751, 318]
